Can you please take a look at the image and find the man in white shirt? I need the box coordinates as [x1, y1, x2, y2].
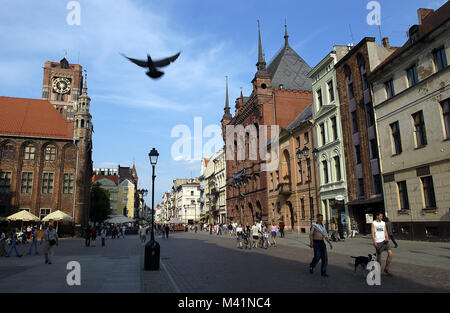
[41, 224, 58, 264]
[251, 222, 260, 248]
[371, 212, 393, 276]
[27, 227, 39, 255]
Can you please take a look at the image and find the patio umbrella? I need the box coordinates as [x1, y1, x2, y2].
[104, 215, 135, 224]
[7, 210, 40, 229]
[42, 210, 73, 222]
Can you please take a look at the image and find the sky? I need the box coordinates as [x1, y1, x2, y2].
[0, 0, 447, 205]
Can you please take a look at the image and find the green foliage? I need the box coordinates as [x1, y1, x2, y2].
[90, 182, 110, 225]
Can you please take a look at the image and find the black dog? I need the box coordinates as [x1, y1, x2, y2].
[351, 254, 375, 271]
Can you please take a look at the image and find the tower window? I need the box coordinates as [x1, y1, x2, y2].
[24, 145, 36, 160]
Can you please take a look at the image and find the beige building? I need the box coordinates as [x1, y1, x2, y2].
[204, 148, 226, 224]
[369, 4, 450, 240]
[173, 178, 200, 224]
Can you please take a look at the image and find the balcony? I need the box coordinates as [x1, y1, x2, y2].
[277, 183, 291, 195]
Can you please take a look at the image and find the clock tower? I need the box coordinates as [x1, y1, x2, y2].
[42, 57, 83, 121]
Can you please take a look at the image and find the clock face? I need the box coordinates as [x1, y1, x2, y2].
[52, 77, 71, 94]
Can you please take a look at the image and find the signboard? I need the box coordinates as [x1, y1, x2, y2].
[365, 213, 374, 224]
[340, 212, 347, 225]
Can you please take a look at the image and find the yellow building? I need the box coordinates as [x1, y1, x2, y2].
[117, 178, 135, 218]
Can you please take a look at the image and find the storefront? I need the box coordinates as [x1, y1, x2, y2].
[347, 197, 384, 235]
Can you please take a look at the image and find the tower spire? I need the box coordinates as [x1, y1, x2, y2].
[223, 76, 232, 120]
[82, 70, 88, 94]
[256, 20, 266, 71]
[284, 18, 289, 47]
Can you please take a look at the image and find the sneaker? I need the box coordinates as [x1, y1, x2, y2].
[18, 255, 23, 258]
[383, 269, 393, 276]
[309, 266, 314, 274]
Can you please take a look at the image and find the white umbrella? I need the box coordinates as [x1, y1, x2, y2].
[7, 210, 40, 229]
[105, 215, 135, 224]
[42, 210, 73, 222]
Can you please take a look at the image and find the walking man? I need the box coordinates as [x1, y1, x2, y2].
[279, 220, 285, 238]
[309, 214, 333, 277]
[85, 225, 91, 247]
[165, 224, 170, 239]
[100, 227, 106, 247]
[251, 222, 259, 248]
[372, 212, 393, 276]
[6, 231, 23, 258]
[139, 225, 147, 243]
[384, 217, 398, 248]
[27, 226, 39, 255]
[0, 229, 7, 257]
[41, 224, 58, 264]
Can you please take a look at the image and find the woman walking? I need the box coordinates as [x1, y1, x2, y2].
[91, 226, 97, 247]
[271, 223, 278, 247]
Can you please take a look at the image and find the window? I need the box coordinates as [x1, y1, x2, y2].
[334, 156, 341, 181]
[63, 173, 74, 194]
[306, 158, 311, 182]
[373, 174, 382, 195]
[1, 144, 14, 159]
[406, 64, 419, 87]
[316, 89, 323, 107]
[191, 200, 195, 205]
[304, 132, 309, 144]
[328, 80, 335, 102]
[270, 173, 274, 190]
[42, 172, 54, 194]
[301, 198, 305, 219]
[322, 160, 329, 184]
[320, 123, 326, 146]
[366, 103, 375, 127]
[397, 181, 409, 210]
[390, 121, 402, 154]
[370, 139, 378, 160]
[441, 99, 450, 139]
[421, 176, 436, 209]
[433, 47, 447, 72]
[21, 172, 33, 194]
[348, 83, 355, 99]
[412, 111, 427, 147]
[331, 116, 338, 141]
[351, 111, 358, 134]
[275, 171, 279, 186]
[358, 178, 365, 198]
[40, 208, 51, 220]
[190, 191, 194, 196]
[24, 145, 36, 160]
[355, 145, 361, 164]
[44, 145, 57, 161]
[385, 79, 395, 99]
[361, 73, 369, 91]
[297, 161, 303, 184]
[0, 171, 12, 194]
[309, 197, 314, 219]
[296, 136, 301, 148]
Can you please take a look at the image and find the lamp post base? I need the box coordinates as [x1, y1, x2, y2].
[144, 239, 160, 271]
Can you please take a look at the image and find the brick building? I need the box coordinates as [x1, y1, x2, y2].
[334, 38, 396, 233]
[222, 24, 312, 226]
[0, 58, 93, 229]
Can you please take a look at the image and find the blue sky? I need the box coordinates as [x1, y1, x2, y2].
[0, 0, 446, 204]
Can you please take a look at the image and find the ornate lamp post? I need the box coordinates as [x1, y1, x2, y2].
[296, 146, 319, 226]
[144, 148, 159, 271]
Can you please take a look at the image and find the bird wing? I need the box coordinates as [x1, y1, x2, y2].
[152, 52, 180, 68]
[120, 53, 148, 68]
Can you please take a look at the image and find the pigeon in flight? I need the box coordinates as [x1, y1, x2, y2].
[121, 52, 180, 79]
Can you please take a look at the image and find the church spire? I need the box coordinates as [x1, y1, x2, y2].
[82, 71, 88, 95]
[256, 20, 266, 71]
[223, 76, 232, 120]
[284, 19, 289, 47]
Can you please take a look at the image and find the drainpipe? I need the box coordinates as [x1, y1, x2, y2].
[272, 92, 277, 125]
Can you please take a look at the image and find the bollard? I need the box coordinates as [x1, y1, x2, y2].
[144, 240, 160, 271]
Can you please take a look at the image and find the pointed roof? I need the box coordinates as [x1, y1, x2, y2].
[0, 97, 74, 139]
[256, 20, 266, 71]
[223, 76, 232, 120]
[267, 32, 312, 91]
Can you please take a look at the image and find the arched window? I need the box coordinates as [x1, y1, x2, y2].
[44, 145, 57, 161]
[24, 144, 36, 160]
[86, 120, 90, 129]
[80, 119, 85, 128]
[1, 143, 14, 159]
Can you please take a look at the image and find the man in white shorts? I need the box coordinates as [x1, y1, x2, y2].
[371, 212, 393, 276]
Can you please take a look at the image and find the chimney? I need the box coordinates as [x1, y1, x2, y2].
[417, 8, 434, 24]
[382, 37, 390, 48]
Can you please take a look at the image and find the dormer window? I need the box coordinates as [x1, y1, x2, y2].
[409, 25, 419, 43]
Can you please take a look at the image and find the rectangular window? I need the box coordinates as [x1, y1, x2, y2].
[358, 178, 365, 198]
[309, 197, 314, 219]
[21, 172, 33, 194]
[40, 208, 51, 220]
[297, 161, 303, 184]
[366, 103, 375, 127]
[301, 198, 305, 219]
[304, 132, 309, 144]
[270, 173, 274, 190]
[334, 156, 341, 181]
[397, 181, 409, 210]
[370, 139, 378, 160]
[331, 116, 337, 141]
[320, 123, 326, 146]
[412, 111, 427, 147]
[0, 171, 12, 194]
[433, 47, 447, 72]
[385, 79, 395, 99]
[306, 158, 311, 182]
[316, 89, 323, 107]
[63, 173, 74, 194]
[24, 146, 36, 160]
[390, 121, 402, 154]
[44, 146, 57, 161]
[373, 174, 382, 195]
[42, 172, 54, 194]
[296, 136, 301, 148]
[190, 191, 194, 196]
[355, 145, 361, 164]
[421, 176, 436, 209]
[322, 160, 329, 184]
[348, 83, 355, 99]
[441, 99, 450, 139]
[328, 80, 335, 102]
[351, 111, 358, 134]
[362, 73, 369, 90]
[406, 64, 419, 87]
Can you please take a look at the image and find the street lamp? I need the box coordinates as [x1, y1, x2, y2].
[296, 146, 319, 226]
[145, 147, 159, 271]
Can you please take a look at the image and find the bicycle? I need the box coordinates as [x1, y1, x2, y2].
[242, 233, 252, 250]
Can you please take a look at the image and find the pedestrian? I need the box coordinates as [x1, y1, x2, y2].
[351, 220, 359, 238]
[85, 225, 91, 247]
[41, 224, 58, 264]
[236, 224, 243, 249]
[91, 226, 97, 247]
[161, 225, 165, 239]
[122, 225, 126, 239]
[279, 220, 285, 238]
[271, 223, 278, 246]
[27, 226, 39, 255]
[0, 229, 7, 257]
[309, 214, 333, 277]
[331, 221, 341, 242]
[6, 230, 23, 258]
[165, 224, 170, 239]
[26, 225, 32, 240]
[384, 217, 398, 248]
[100, 227, 106, 247]
[372, 212, 393, 276]
[139, 225, 147, 243]
[251, 222, 259, 248]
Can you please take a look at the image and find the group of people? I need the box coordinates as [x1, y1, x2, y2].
[84, 224, 127, 248]
[0, 225, 58, 264]
[233, 221, 280, 249]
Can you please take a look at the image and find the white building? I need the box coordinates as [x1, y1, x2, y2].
[173, 178, 200, 224]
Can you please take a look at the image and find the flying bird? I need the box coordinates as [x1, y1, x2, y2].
[121, 52, 180, 79]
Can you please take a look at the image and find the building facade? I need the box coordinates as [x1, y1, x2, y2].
[118, 178, 135, 218]
[369, 4, 450, 240]
[309, 46, 351, 232]
[222, 25, 313, 226]
[335, 37, 396, 234]
[0, 58, 93, 229]
[204, 148, 226, 224]
[91, 175, 118, 215]
[173, 178, 200, 224]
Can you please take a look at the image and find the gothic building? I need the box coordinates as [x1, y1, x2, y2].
[0, 58, 93, 229]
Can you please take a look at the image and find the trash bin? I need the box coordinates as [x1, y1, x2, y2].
[144, 240, 160, 271]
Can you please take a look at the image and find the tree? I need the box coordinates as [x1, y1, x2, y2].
[90, 182, 110, 226]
